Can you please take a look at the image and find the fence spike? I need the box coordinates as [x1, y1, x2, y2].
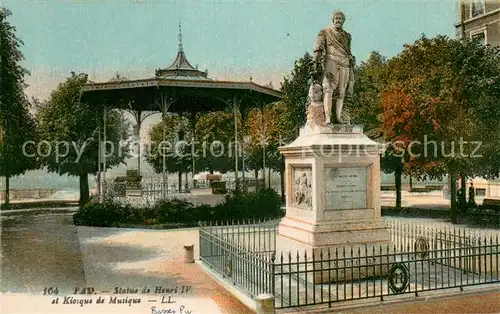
[320, 249, 323, 260]
[288, 251, 292, 262]
[280, 251, 284, 263]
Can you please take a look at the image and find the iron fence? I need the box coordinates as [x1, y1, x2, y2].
[199, 220, 277, 298]
[104, 178, 282, 200]
[199, 219, 500, 310]
[274, 239, 499, 309]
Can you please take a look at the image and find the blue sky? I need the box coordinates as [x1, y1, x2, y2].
[3, 0, 457, 101]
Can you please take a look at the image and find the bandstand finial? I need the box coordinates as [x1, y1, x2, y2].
[178, 21, 183, 52]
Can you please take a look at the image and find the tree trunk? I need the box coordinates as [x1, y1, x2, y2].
[3, 175, 10, 209]
[395, 168, 402, 210]
[450, 170, 458, 224]
[460, 173, 467, 214]
[268, 168, 271, 189]
[79, 172, 90, 206]
[254, 168, 259, 192]
[280, 161, 285, 204]
[178, 172, 182, 193]
[409, 174, 413, 190]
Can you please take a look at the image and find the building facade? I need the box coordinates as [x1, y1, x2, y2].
[455, 0, 500, 46]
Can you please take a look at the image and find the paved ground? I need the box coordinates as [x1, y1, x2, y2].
[283, 289, 500, 313]
[340, 289, 500, 313]
[0, 211, 252, 313]
[1, 201, 498, 313]
[1, 211, 86, 294]
[77, 226, 253, 314]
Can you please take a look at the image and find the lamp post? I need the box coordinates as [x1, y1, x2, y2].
[242, 135, 251, 190]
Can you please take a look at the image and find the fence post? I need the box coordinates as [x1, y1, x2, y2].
[184, 245, 195, 263]
[255, 294, 275, 314]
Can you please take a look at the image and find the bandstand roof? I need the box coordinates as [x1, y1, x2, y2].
[81, 78, 281, 112]
[80, 24, 282, 112]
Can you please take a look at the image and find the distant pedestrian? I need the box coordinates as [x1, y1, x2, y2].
[468, 182, 477, 209]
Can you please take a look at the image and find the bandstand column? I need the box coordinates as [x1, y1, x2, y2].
[160, 94, 175, 198]
[102, 105, 107, 199]
[135, 110, 142, 176]
[261, 104, 266, 188]
[232, 94, 241, 190]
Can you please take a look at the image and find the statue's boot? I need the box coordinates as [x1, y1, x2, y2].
[335, 97, 345, 124]
[324, 92, 332, 125]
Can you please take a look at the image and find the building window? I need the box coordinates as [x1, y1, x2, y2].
[471, 0, 485, 18]
[470, 28, 487, 45]
[476, 188, 486, 197]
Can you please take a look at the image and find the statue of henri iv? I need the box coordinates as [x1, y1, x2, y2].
[311, 10, 355, 125]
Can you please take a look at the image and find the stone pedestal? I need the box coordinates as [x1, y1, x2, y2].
[277, 124, 393, 283]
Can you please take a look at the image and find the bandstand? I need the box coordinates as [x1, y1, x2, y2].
[80, 24, 282, 201]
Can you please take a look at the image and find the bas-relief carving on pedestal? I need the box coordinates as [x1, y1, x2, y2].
[291, 167, 312, 209]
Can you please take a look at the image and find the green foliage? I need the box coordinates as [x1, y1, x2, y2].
[0, 8, 39, 208]
[195, 111, 237, 173]
[210, 181, 227, 194]
[381, 35, 500, 180]
[350, 51, 387, 135]
[0, 9, 38, 173]
[146, 113, 193, 175]
[73, 199, 137, 227]
[279, 52, 313, 143]
[216, 188, 283, 220]
[73, 188, 283, 227]
[36, 72, 131, 205]
[378, 35, 500, 222]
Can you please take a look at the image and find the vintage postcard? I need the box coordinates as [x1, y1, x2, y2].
[1, 1, 500, 313]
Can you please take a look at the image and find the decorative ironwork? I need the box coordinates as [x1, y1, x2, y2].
[225, 255, 233, 278]
[199, 220, 500, 310]
[388, 263, 410, 294]
[414, 236, 430, 259]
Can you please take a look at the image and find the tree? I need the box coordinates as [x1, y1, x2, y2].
[348, 51, 413, 209]
[146, 113, 192, 189]
[36, 72, 130, 205]
[379, 35, 500, 222]
[246, 102, 286, 197]
[0, 8, 39, 209]
[278, 52, 313, 143]
[350, 51, 387, 134]
[195, 111, 239, 174]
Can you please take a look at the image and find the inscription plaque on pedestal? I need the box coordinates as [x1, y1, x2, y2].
[325, 167, 367, 210]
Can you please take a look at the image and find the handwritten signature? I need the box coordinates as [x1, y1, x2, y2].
[151, 305, 192, 314]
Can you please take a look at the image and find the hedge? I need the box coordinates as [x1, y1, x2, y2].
[73, 188, 283, 228]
